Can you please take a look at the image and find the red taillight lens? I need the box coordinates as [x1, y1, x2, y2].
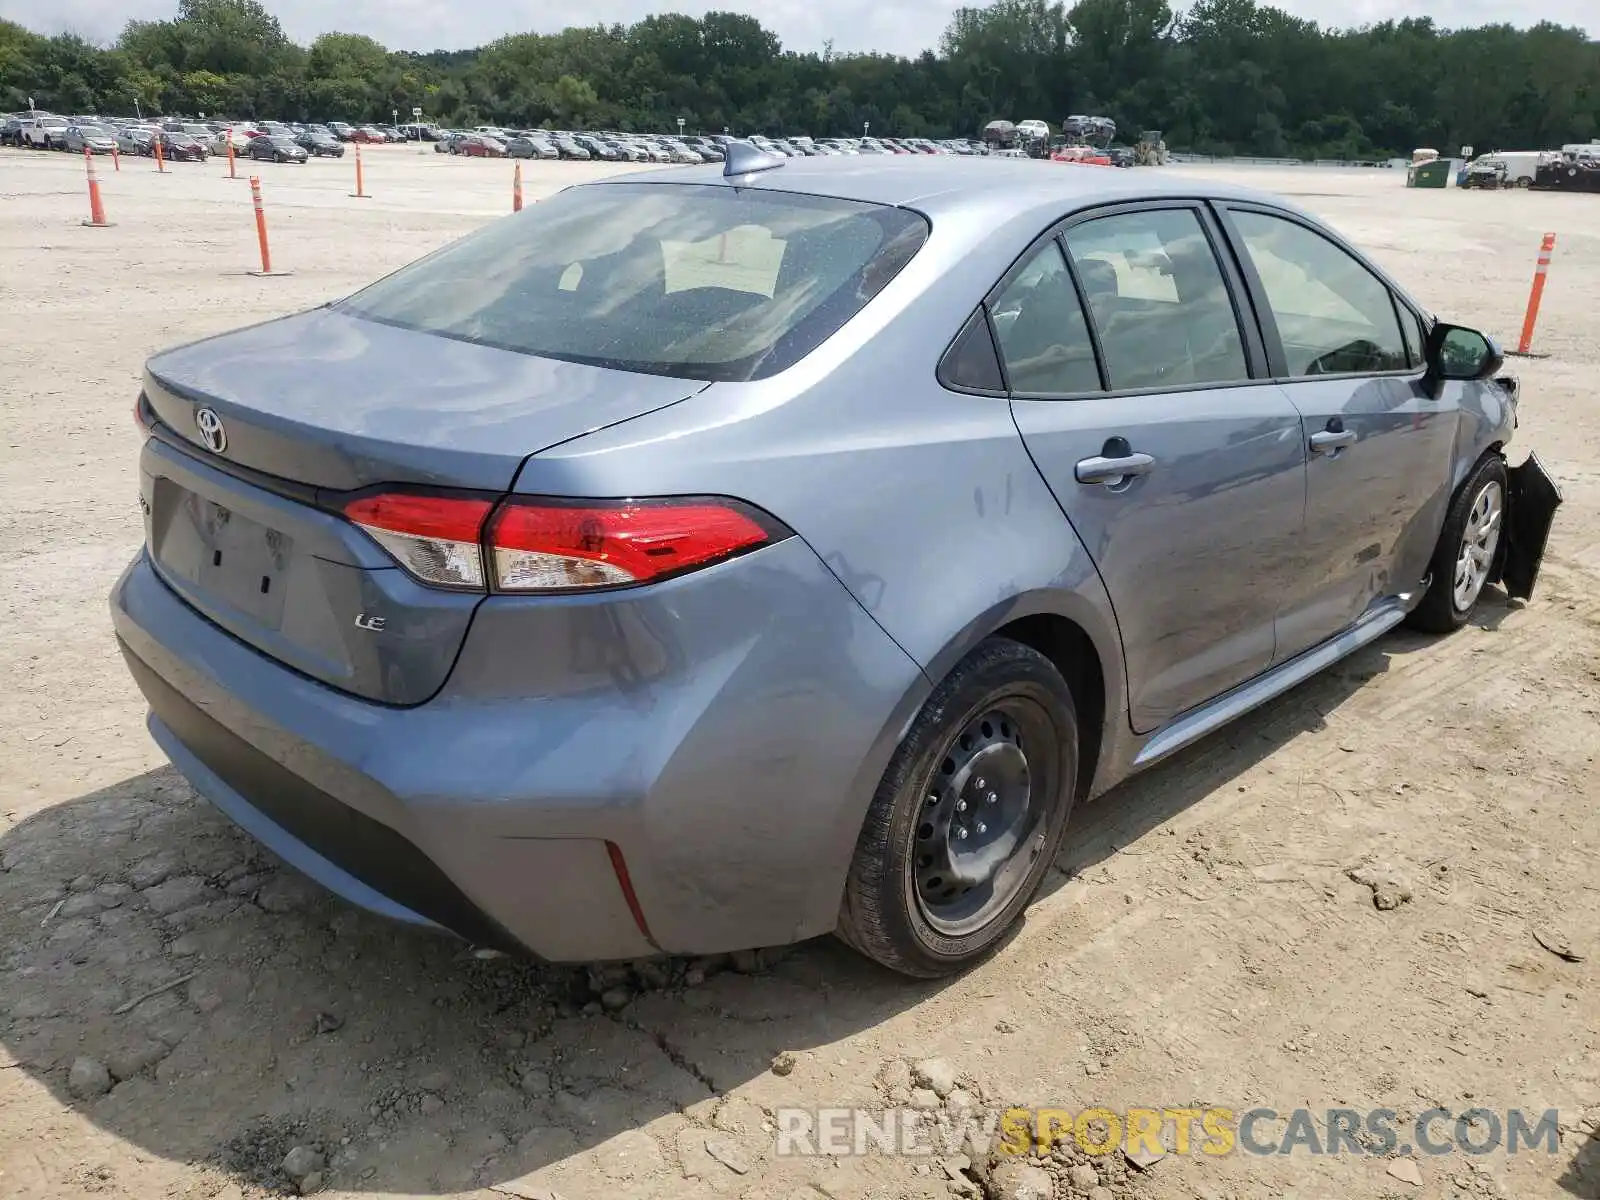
[487, 499, 773, 592]
[344, 493, 494, 589]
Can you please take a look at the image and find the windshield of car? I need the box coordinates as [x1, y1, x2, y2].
[339, 182, 928, 382]
[77, 126, 110, 137]
[270, 137, 296, 146]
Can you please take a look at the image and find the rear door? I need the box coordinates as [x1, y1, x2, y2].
[1217, 204, 1458, 662]
[1002, 202, 1308, 733]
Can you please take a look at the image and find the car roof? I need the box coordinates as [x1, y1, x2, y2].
[591, 155, 1306, 224]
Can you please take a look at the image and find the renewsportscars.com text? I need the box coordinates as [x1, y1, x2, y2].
[773, 1105, 1563, 1158]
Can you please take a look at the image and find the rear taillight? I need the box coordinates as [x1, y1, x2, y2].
[343, 493, 782, 594]
[343, 493, 494, 589]
[488, 499, 774, 591]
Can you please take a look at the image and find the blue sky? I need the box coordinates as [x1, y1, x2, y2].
[2, 0, 1592, 57]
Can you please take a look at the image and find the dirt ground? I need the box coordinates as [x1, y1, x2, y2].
[1, 145, 1597, 1200]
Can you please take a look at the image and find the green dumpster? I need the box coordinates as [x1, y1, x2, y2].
[1407, 159, 1450, 188]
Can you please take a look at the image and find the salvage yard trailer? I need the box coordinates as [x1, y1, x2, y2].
[1534, 154, 1600, 193]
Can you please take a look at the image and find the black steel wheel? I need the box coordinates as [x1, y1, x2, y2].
[837, 637, 1078, 977]
[912, 700, 1051, 936]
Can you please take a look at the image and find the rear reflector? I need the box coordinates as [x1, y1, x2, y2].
[605, 840, 657, 945]
[344, 493, 494, 589]
[488, 499, 773, 591]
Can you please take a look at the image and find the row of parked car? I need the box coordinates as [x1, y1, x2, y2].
[434, 127, 996, 163]
[6, 110, 1009, 170]
[0, 112, 362, 164]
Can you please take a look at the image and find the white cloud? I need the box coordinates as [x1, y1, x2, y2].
[2, 0, 1592, 57]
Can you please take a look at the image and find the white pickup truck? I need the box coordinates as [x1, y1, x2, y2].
[23, 115, 69, 149]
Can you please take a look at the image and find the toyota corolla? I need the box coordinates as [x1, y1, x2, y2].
[111, 148, 1560, 977]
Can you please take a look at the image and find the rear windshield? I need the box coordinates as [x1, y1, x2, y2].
[337, 182, 929, 382]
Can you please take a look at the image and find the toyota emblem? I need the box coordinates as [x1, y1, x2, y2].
[195, 407, 227, 454]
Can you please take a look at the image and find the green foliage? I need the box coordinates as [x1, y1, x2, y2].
[2, 1, 1597, 158]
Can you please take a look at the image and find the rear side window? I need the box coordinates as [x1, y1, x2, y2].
[989, 241, 1101, 394]
[939, 309, 1005, 392]
[339, 182, 928, 382]
[1064, 208, 1249, 389]
[1229, 210, 1408, 376]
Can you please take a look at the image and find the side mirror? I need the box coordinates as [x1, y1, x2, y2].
[1426, 322, 1503, 382]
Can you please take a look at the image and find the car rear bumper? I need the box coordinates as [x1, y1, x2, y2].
[110, 537, 926, 960]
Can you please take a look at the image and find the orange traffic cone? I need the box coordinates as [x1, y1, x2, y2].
[246, 176, 289, 276]
[82, 148, 112, 227]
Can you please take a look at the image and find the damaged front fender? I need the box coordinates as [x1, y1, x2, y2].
[1492, 452, 1563, 601]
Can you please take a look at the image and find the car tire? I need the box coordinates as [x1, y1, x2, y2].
[836, 637, 1078, 978]
[1406, 454, 1509, 634]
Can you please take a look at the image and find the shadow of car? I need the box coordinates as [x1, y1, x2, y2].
[0, 629, 1419, 1194]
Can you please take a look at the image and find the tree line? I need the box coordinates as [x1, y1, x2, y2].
[2, 0, 1597, 159]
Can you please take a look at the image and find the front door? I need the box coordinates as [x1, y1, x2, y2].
[1000, 204, 1308, 733]
[1220, 206, 1459, 661]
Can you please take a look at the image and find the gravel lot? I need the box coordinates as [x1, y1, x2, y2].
[1, 145, 1597, 1200]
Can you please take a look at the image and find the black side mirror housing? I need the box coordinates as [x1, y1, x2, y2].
[1426, 322, 1504, 384]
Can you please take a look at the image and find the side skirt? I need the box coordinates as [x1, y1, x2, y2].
[1131, 599, 1410, 771]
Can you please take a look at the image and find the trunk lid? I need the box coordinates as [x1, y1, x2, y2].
[143, 307, 706, 492]
[139, 308, 706, 704]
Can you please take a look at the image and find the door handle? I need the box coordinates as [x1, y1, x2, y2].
[1075, 451, 1156, 485]
[1309, 429, 1358, 455]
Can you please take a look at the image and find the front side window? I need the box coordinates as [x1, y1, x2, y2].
[1230, 210, 1408, 377]
[989, 241, 1100, 394]
[338, 182, 928, 382]
[1064, 207, 1250, 390]
[1398, 303, 1428, 368]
